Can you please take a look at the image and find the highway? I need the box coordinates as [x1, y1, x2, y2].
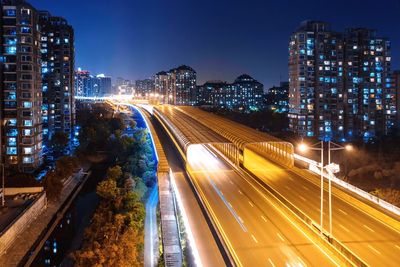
[171, 106, 400, 266]
[153, 106, 343, 266]
[246, 157, 400, 266]
[186, 144, 340, 266]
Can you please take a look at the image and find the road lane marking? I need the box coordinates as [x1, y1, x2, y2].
[302, 185, 310, 191]
[363, 224, 375, 233]
[338, 209, 348, 215]
[285, 185, 291, 190]
[268, 258, 276, 267]
[261, 215, 267, 222]
[288, 176, 294, 181]
[367, 245, 381, 254]
[238, 190, 243, 195]
[251, 234, 258, 243]
[297, 257, 307, 267]
[395, 245, 400, 250]
[248, 201, 254, 207]
[229, 180, 234, 185]
[277, 233, 285, 242]
[339, 224, 350, 232]
[299, 196, 307, 202]
[206, 174, 247, 232]
[234, 168, 341, 266]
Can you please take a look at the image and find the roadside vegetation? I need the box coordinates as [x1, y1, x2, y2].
[72, 103, 156, 266]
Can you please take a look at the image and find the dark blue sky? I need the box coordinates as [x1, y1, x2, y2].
[30, 0, 400, 88]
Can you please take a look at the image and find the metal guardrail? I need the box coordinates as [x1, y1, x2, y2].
[296, 154, 400, 218]
[244, 142, 295, 168]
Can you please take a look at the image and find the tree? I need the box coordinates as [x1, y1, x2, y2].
[107, 165, 123, 181]
[51, 131, 69, 153]
[370, 188, 400, 207]
[43, 171, 63, 200]
[96, 179, 118, 201]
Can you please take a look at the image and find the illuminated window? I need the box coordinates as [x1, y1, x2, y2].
[6, 147, 17, 155]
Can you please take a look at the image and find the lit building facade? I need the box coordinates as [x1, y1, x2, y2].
[135, 78, 154, 97]
[154, 71, 168, 102]
[38, 11, 75, 141]
[1, 0, 43, 172]
[289, 21, 395, 141]
[233, 74, 264, 110]
[196, 75, 264, 111]
[173, 65, 197, 105]
[96, 74, 112, 96]
[266, 82, 289, 112]
[74, 69, 90, 97]
[155, 65, 196, 105]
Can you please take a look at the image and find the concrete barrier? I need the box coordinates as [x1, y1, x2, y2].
[0, 192, 47, 255]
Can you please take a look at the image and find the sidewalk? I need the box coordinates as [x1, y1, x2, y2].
[0, 170, 85, 267]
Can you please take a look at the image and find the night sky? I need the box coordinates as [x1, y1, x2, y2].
[30, 0, 400, 89]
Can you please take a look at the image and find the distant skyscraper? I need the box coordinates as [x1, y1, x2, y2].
[115, 77, 134, 95]
[196, 80, 226, 106]
[74, 69, 91, 97]
[1, 0, 43, 172]
[135, 78, 155, 97]
[96, 74, 112, 96]
[156, 65, 196, 105]
[266, 82, 289, 113]
[39, 11, 75, 141]
[154, 71, 168, 102]
[196, 75, 264, 111]
[173, 65, 197, 105]
[289, 21, 395, 141]
[233, 74, 264, 110]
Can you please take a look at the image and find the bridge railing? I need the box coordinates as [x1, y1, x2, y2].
[209, 143, 240, 166]
[244, 142, 295, 169]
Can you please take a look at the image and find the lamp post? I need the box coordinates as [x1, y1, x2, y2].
[298, 141, 352, 237]
[327, 142, 352, 236]
[298, 141, 324, 236]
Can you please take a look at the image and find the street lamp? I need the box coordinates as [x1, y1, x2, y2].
[298, 141, 324, 236]
[298, 141, 353, 237]
[326, 141, 352, 236]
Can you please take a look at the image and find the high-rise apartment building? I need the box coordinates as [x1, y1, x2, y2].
[96, 74, 112, 96]
[1, 0, 43, 172]
[155, 65, 197, 105]
[38, 11, 75, 140]
[233, 74, 264, 110]
[154, 71, 168, 102]
[196, 75, 264, 111]
[196, 80, 226, 106]
[266, 82, 289, 113]
[289, 21, 395, 141]
[173, 65, 197, 105]
[74, 69, 90, 97]
[135, 78, 154, 97]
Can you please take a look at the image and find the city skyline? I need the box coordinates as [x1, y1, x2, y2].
[29, 0, 400, 88]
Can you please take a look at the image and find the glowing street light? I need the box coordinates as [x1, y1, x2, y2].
[298, 143, 308, 152]
[298, 140, 354, 237]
